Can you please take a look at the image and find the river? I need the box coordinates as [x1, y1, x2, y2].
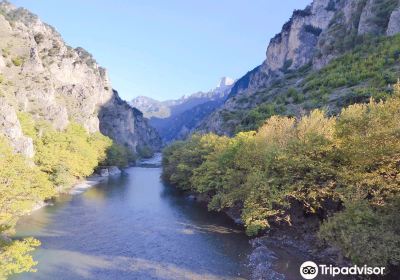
[12, 157, 252, 280]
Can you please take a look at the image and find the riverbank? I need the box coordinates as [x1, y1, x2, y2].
[68, 175, 109, 195]
[28, 166, 123, 215]
[13, 161, 250, 280]
[27, 155, 160, 215]
[180, 190, 352, 280]
[179, 190, 398, 280]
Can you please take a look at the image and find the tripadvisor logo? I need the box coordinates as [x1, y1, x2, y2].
[300, 261, 318, 279]
[300, 261, 386, 279]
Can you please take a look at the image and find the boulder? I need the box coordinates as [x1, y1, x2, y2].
[100, 168, 109, 177]
[108, 166, 121, 176]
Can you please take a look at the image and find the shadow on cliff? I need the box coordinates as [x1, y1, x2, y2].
[97, 89, 162, 157]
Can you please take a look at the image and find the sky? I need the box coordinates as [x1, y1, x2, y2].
[12, 0, 311, 101]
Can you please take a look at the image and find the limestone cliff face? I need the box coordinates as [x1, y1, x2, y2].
[387, 5, 400, 35]
[202, 0, 400, 135]
[227, 0, 336, 98]
[0, 1, 160, 155]
[264, 0, 334, 72]
[99, 91, 161, 152]
[0, 98, 34, 157]
[358, 0, 400, 35]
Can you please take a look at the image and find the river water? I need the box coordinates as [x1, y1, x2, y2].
[12, 157, 252, 280]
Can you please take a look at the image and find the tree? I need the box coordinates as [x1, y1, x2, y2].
[0, 137, 53, 279]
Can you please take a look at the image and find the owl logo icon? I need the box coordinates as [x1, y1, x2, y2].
[300, 261, 318, 279]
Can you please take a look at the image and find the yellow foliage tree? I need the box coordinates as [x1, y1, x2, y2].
[0, 137, 53, 279]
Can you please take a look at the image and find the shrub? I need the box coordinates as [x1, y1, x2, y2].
[162, 83, 400, 271]
[0, 238, 41, 279]
[34, 33, 44, 45]
[1, 47, 10, 58]
[319, 200, 400, 267]
[11, 56, 23, 67]
[162, 134, 230, 190]
[102, 143, 136, 168]
[303, 34, 400, 96]
[238, 103, 286, 131]
[0, 137, 54, 278]
[0, 137, 55, 228]
[304, 25, 322, 36]
[2, 113, 128, 278]
[18, 113, 113, 187]
[281, 59, 293, 73]
[136, 145, 154, 159]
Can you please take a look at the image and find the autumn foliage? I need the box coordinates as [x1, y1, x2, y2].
[163, 83, 400, 270]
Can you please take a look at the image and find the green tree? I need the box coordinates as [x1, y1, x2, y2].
[0, 238, 41, 280]
[102, 142, 136, 168]
[0, 137, 54, 279]
[162, 81, 400, 271]
[319, 200, 400, 267]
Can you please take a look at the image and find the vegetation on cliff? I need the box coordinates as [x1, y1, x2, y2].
[162, 82, 400, 271]
[0, 112, 136, 278]
[223, 34, 400, 134]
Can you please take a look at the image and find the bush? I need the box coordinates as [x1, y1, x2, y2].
[303, 34, 400, 96]
[136, 145, 154, 159]
[162, 83, 400, 271]
[304, 25, 322, 36]
[326, 0, 336, 11]
[370, 0, 398, 31]
[3, 112, 131, 278]
[1, 48, 10, 58]
[0, 238, 41, 279]
[34, 33, 44, 45]
[18, 113, 113, 187]
[319, 200, 400, 267]
[32, 122, 111, 186]
[162, 134, 229, 190]
[102, 143, 136, 168]
[287, 87, 305, 103]
[238, 103, 286, 131]
[281, 59, 293, 73]
[11, 56, 23, 67]
[0, 136, 55, 225]
[0, 137, 54, 277]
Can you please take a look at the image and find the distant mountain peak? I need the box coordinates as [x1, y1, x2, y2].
[217, 77, 235, 88]
[131, 76, 236, 142]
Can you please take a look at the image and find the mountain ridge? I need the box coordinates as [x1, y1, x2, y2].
[0, 0, 161, 156]
[199, 0, 400, 135]
[132, 77, 234, 142]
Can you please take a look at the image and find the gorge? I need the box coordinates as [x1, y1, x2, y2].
[131, 77, 234, 143]
[1, 0, 400, 279]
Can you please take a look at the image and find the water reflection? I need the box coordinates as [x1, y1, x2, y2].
[176, 222, 243, 235]
[22, 249, 246, 280]
[12, 166, 251, 280]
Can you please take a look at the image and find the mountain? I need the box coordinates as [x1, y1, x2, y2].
[0, 1, 161, 156]
[131, 77, 234, 143]
[199, 0, 400, 135]
[130, 96, 171, 119]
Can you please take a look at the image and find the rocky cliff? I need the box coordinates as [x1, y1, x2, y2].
[99, 90, 161, 152]
[0, 1, 161, 156]
[201, 0, 400, 135]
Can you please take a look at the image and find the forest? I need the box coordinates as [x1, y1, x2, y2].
[162, 81, 400, 271]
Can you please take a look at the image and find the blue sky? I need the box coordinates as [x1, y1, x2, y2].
[12, 0, 311, 101]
